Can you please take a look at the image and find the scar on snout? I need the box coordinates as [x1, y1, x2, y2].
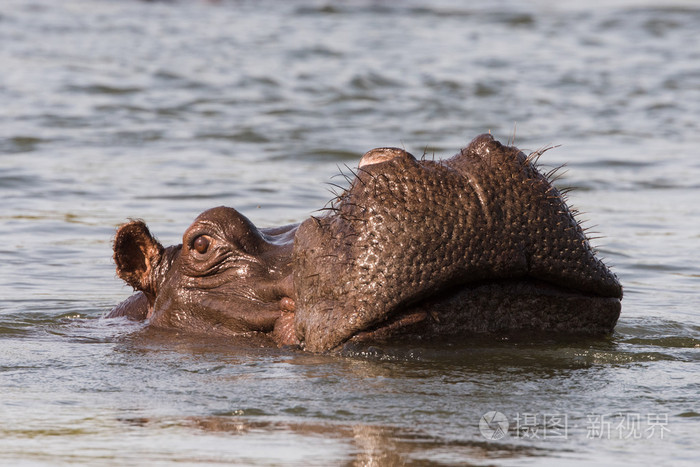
[359, 148, 412, 168]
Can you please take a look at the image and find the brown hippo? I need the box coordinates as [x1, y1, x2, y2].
[108, 134, 622, 352]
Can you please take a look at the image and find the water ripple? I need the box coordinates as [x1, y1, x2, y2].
[1, 0, 699, 465]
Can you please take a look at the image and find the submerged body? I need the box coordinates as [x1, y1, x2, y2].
[109, 134, 622, 352]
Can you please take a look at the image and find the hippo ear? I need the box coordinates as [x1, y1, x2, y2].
[113, 220, 164, 296]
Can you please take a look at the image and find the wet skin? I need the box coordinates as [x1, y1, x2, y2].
[109, 134, 622, 352]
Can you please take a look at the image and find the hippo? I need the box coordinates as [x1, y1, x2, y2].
[108, 134, 622, 352]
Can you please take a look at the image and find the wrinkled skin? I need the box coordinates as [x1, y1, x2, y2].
[108, 134, 622, 352]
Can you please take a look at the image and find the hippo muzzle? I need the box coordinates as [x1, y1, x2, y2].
[109, 134, 622, 352]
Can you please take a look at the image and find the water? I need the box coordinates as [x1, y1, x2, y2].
[1, 0, 699, 464]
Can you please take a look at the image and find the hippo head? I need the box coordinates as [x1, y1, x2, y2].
[111, 134, 622, 352]
[112, 207, 297, 338]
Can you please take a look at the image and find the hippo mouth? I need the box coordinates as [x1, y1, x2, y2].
[347, 278, 622, 346]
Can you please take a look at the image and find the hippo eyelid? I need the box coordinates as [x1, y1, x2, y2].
[185, 222, 222, 248]
[184, 223, 250, 260]
[185, 227, 216, 253]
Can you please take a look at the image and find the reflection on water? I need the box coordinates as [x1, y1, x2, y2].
[1, 0, 699, 465]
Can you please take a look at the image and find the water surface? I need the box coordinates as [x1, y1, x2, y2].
[1, 0, 699, 465]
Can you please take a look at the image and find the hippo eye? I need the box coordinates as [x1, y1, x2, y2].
[193, 235, 211, 255]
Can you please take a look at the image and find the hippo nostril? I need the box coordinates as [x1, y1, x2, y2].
[280, 297, 295, 312]
[193, 235, 211, 254]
